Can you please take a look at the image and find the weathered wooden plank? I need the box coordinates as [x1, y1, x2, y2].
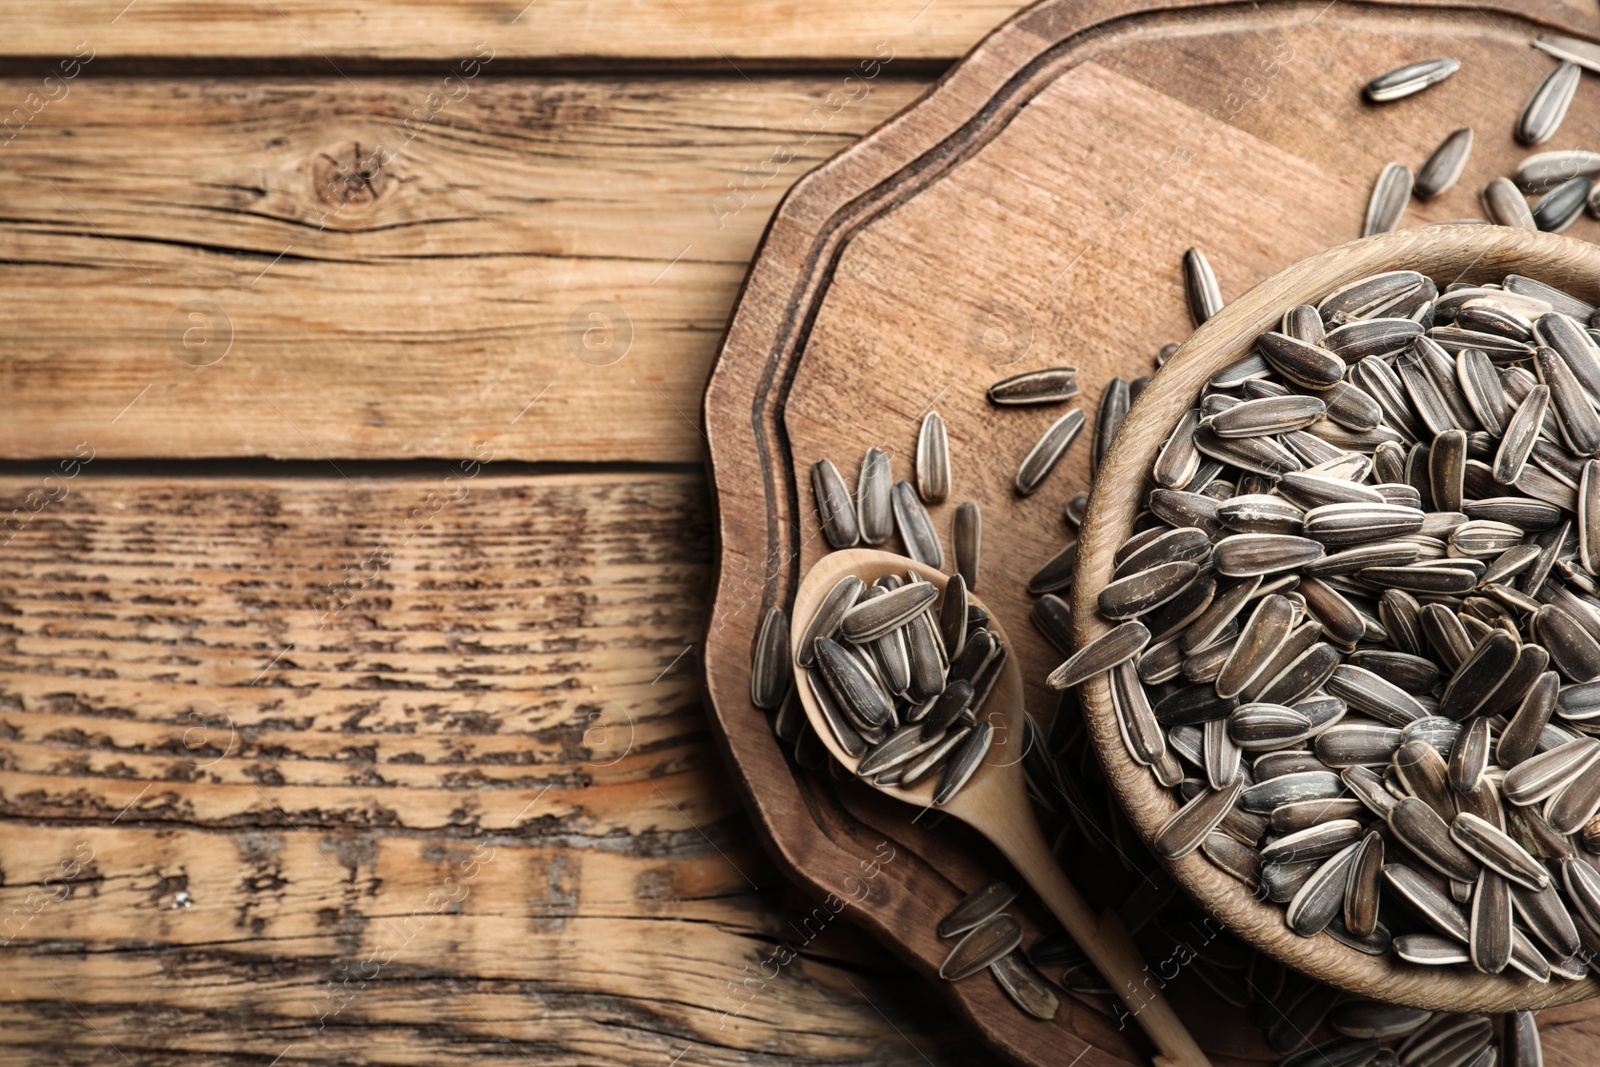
[0, 470, 993, 1064]
[0, 75, 925, 464]
[4, 2, 1017, 65]
[0, 471, 714, 825]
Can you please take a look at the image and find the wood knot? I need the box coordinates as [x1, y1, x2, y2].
[311, 143, 389, 210]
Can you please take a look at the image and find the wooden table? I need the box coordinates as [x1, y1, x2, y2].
[0, 6, 1021, 1064]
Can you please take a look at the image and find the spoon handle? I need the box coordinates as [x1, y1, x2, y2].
[995, 812, 1213, 1067]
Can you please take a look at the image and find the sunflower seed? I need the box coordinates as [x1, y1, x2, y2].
[934, 720, 993, 805]
[1483, 178, 1538, 230]
[1228, 702, 1314, 750]
[1216, 594, 1295, 698]
[989, 952, 1059, 1019]
[797, 575, 864, 667]
[812, 459, 859, 548]
[1504, 737, 1600, 804]
[1203, 832, 1263, 888]
[1440, 632, 1519, 720]
[952, 501, 980, 590]
[1533, 176, 1591, 233]
[1339, 830, 1385, 938]
[807, 668, 868, 757]
[1500, 672, 1562, 770]
[851, 447, 893, 546]
[814, 635, 895, 731]
[915, 412, 951, 504]
[1536, 605, 1600, 682]
[1384, 862, 1470, 941]
[900, 725, 970, 788]
[939, 913, 1022, 980]
[1063, 491, 1089, 529]
[1257, 332, 1346, 389]
[1183, 247, 1224, 326]
[1518, 61, 1582, 146]
[1112, 659, 1166, 765]
[1415, 128, 1473, 199]
[1546, 759, 1600, 833]
[1153, 409, 1203, 488]
[938, 574, 968, 662]
[1316, 722, 1403, 767]
[1015, 409, 1085, 496]
[1213, 534, 1325, 577]
[1048, 620, 1150, 690]
[1468, 869, 1513, 974]
[1364, 57, 1459, 101]
[1241, 770, 1344, 814]
[840, 581, 938, 642]
[903, 610, 946, 703]
[1365, 163, 1414, 235]
[1207, 395, 1326, 438]
[751, 607, 791, 710]
[892, 479, 942, 567]
[1394, 933, 1471, 966]
[1512, 879, 1582, 959]
[1330, 999, 1430, 1041]
[1218, 494, 1305, 534]
[1450, 811, 1548, 891]
[1153, 779, 1244, 859]
[938, 880, 1017, 938]
[1030, 543, 1081, 601]
[1391, 798, 1481, 882]
[1503, 1010, 1544, 1067]
[1194, 425, 1304, 476]
[1447, 717, 1491, 792]
[987, 367, 1078, 405]
[858, 721, 946, 776]
[1094, 378, 1130, 468]
[1286, 840, 1361, 936]
[919, 680, 973, 738]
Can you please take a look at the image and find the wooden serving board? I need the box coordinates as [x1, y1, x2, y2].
[703, 1, 1600, 1063]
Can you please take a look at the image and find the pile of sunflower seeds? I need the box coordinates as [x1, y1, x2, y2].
[784, 561, 1010, 804]
[1054, 263, 1600, 998]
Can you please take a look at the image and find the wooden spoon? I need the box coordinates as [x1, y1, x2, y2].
[791, 547, 1212, 1067]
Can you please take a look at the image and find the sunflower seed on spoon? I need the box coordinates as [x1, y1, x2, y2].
[840, 580, 938, 642]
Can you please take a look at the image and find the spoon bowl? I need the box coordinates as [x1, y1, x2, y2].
[792, 547, 1213, 1067]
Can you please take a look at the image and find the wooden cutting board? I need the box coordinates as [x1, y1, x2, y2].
[702, 1, 1600, 1063]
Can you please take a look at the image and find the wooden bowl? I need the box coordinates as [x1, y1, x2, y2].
[1071, 225, 1600, 1013]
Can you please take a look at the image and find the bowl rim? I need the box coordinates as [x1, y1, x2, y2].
[1071, 225, 1600, 1012]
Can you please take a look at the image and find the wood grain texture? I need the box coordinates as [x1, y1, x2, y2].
[0, 471, 996, 1065]
[0, 75, 923, 464]
[702, 0, 1600, 1062]
[3, 1, 1022, 66]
